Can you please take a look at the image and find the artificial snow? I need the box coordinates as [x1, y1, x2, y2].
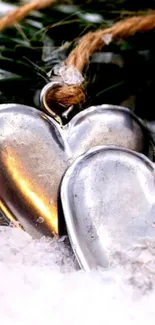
[0, 226, 155, 325]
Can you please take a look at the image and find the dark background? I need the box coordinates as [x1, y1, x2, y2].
[0, 0, 155, 121]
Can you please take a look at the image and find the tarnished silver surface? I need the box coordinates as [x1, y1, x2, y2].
[65, 105, 153, 159]
[61, 146, 155, 270]
[0, 104, 67, 238]
[0, 103, 152, 238]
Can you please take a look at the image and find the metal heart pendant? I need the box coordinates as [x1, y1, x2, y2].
[61, 146, 155, 270]
[0, 104, 152, 238]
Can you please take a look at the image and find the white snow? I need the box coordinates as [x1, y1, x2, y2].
[0, 226, 155, 325]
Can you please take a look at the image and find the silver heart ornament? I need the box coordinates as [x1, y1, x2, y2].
[0, 104, 152, 238]
[61, 146, 155, 270]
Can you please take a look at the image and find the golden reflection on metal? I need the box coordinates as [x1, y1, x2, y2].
[6, 151, 58, 235]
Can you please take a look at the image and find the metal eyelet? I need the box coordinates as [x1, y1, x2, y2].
[40, 78, 63, 125]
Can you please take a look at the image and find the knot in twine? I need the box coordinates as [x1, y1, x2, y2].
[46, 84, 86, 109]
[48, 12, 155, 109]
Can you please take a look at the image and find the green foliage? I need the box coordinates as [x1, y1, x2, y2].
[0, 0, 155, 119]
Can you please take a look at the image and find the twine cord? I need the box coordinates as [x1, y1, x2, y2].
[50, 12, 155, 108]
[0, 2, 155, 108]
[0, 0, 60, 31]
[66, 13, 155, 72]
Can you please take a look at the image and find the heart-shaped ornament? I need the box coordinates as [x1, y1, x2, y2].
[61, 146, 155, 270]
[0, 104, 152, 238]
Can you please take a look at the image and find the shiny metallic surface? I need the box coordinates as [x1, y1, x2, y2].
[40, 79, 63, 125]
[61, 146, 155, 270]
[0, 104, 68, 238]
[0, 103, 152, 238]
[65, 105, 153, 160]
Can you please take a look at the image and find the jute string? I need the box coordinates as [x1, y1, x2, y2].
[47, 12, 155, 108]
[0, 0, 60, 31]
[0, 2, 155, 108]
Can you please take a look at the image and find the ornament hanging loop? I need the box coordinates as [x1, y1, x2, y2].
[40, 78, 64, 125]
[40, 63, 85, 124]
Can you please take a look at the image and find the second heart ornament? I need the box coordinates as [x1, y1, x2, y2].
[0, 103, 152, 238]
[61, 146, 155, 270]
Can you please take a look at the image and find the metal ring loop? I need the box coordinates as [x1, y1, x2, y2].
[40, 79, 63, 125]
